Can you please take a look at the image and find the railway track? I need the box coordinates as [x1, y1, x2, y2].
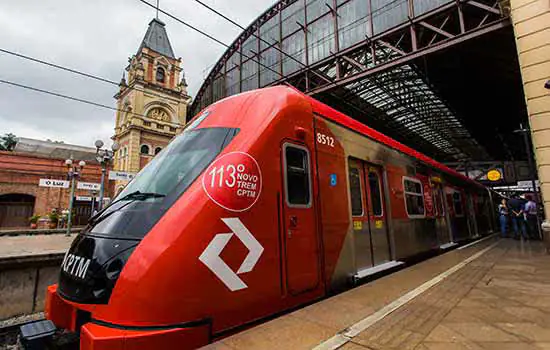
[0, 324, 21, 349]
[0, 313, 44, 350]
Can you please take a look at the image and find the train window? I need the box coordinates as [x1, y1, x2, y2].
[348, 167, 363, 216]
[368, 171, 383, 216]
[453, 192, 464, 216]
[403, 177, 425, 218]
[284, 145, 311, 207]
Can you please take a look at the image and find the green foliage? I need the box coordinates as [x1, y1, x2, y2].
[48, 212, 60, 223]
[0, 133, 17, 151]
[29, 214, 41, 224]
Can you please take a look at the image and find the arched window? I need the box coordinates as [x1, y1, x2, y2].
[140, 145, 150, 155]
[156, 67, 165, 83]
[155, 147, 162, 155]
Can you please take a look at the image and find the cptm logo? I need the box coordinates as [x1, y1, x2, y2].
[199, 218, 264, 291]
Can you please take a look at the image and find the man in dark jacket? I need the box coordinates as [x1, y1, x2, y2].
[508, 195, 528, 240]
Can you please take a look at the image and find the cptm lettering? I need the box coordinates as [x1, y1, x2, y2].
[61, 253, 91, 279]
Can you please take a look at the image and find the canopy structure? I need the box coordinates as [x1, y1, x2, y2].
[190, 0, 527, 163]
[14, 138, 99, 163]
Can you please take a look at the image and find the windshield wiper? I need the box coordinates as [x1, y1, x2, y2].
[89, 191, 166, 225]
[118, 190, 166, 201]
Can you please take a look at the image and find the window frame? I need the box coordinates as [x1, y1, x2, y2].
[348, 165, 364, 217]
[402, 176, 426, 219]
[156, 67, 165, 83]
[367, 169, 384, 217]
[282, 143, 313, 209]
[140, 144, 150, 155]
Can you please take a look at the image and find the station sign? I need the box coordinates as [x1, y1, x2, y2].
[486, 169, 503, 182]
[77, 182, 101, 191]
[75, 196, 111, 202]
[39, 179, 70, 189]
[108, 171, 136, 181]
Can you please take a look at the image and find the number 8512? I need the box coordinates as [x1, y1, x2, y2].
[316, 133, 335, 147]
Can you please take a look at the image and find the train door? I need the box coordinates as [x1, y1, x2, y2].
[349, 159, 372, 271]
[281, 143, 319, 295]
[466, 193, 479, 237]
[433, 183, 452, 247]
[366, 166, 391, 265]
[447, 188, 469, 241]
[348, 159, 391, 273]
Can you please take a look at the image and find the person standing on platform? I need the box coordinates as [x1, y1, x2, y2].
[525, 195, 539, 240]
[508, 195, 528, 240]
[498, 198, 509, 238]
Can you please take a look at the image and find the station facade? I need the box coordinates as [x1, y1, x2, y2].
[509, 0, 550, 236]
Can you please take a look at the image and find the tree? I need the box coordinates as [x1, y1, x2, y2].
[0, 133, 17, 151]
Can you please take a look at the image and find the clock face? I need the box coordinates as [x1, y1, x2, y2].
[147, 108, 170, 122]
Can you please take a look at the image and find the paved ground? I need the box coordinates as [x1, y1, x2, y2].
[4, 234, 549, 349]
[204, 238, 550, 350]
[0, 233, 73, 258]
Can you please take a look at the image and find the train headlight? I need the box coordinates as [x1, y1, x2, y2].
[91, 247, 136, 302]
[105, 257, 124, 280]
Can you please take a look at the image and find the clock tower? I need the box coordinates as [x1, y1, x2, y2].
[113, 18, 190, 187]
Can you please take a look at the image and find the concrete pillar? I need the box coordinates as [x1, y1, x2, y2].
[510, 0, 550, 245]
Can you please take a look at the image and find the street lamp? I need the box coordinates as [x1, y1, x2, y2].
[66, 158, 86, 236]
[95, 140, 120, 212]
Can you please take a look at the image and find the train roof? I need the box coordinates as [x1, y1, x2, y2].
[301, 90, 484, 189]
[195, 86, 483, 189]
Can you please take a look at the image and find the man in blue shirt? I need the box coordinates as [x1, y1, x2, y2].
[508, 194, 528, 240]
[524, 195, 539, 240]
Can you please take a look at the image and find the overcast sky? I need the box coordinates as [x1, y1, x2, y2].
[0, 0, 276, 147]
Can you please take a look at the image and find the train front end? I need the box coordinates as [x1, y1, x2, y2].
[41, 87, 316, 350]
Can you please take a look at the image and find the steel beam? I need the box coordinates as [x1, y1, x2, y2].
[305, 20, 508, 96]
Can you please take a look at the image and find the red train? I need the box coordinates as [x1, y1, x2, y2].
[44, 86, 496, 349]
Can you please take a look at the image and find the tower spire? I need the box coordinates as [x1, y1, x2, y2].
[137, 17, 176, 59]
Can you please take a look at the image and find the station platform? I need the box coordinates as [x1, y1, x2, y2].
[0, 233, 73, 260]
[0, 233, 74, 320]
[203, 237, 550, 350]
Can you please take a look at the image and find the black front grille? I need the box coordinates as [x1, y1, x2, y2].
[75, 310, 91, 332]
[58, 234, 138, 305]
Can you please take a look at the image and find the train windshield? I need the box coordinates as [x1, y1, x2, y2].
[86, 127, 238, 239]
[117, 127, 237, 200]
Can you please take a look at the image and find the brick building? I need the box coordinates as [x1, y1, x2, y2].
[0, 138, 113, 228]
